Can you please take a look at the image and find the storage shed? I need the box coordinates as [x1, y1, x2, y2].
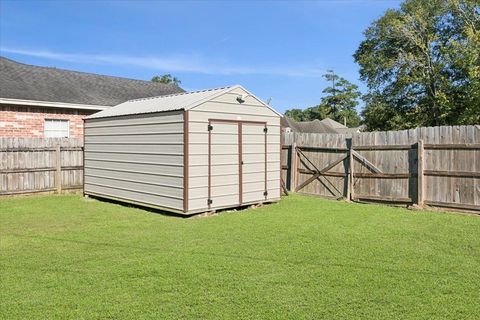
[84, 85, 282, 215]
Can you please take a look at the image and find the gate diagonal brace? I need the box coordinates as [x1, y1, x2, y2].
[297, 158, 341, 197]
[295, 148, 346, 197]
[351, 149, 382, 173]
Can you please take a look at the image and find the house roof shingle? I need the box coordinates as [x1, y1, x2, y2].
[0, 56, 184, 106]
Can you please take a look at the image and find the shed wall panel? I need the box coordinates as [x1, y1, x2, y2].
[85, 134, 183, 144]
[85, 122, 182, 135]
[211, 92, 266, 106]
[85, 167, 183, 187]
[85, 152, 183, 165]
[187, 87, 281, 212]
[85, 112, 183, 127]
[86, 176, 183, 198]
[84, 111, 185, 211]
[189, 111, 279, 123]
[189, 162, 280, 180]
[84, 159, 184, 176]
[194, 102, 279, 117]
[85, 143, 183, 154]
[85, 184, 183, 211]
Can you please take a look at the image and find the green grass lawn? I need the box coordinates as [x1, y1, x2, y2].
[1, 194, 479, 319]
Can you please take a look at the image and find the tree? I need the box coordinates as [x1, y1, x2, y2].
[360, 92, 407, 131]
[151, 74, 181, 86]
[284, 71, 362, 127]
[284, 108, 307, 121]
[355, 0, 480, 131]
[319, 70, 362, 127]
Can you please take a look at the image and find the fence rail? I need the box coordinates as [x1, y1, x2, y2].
[2, 125, 479, 214]
[0, 138, 83, 195]
[282, 125, 480, 213]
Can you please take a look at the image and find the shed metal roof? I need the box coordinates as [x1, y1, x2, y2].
[87, 85, 281, 119]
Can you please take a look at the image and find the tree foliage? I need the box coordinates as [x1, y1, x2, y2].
[284, 108, 308, 121]
[151, 74, 182, 86]
[354, 0, 480, 131]
[284, 71, 362, 127]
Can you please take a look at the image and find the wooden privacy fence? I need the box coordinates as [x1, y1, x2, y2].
[282, 125, 480, 212]
[0, 138, 83, 195]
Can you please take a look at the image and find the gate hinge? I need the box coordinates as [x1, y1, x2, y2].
[207, 199, 213, 205]
[208, 125, 213, 131]
[263, 127, 268, 133]
[263, 191, 268, 196]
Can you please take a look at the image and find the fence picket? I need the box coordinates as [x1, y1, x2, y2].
[0, 138, 83, 195]
[282, 125, 480, 213]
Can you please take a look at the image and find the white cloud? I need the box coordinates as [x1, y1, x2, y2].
[0, 47, 325, 78]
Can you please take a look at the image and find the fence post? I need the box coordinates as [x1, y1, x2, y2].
[290, 142, 298, 191]
[347, 138, 354, 201]
[417, 139, 424, 207]
[55, 144, 62, 193]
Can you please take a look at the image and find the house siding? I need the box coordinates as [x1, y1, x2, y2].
[84, 111, 185, 212]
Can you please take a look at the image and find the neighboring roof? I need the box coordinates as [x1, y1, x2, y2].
[281, 117, 338, 134]
[281, 116, 363, 134]
[334, 126, 365, 134]
[0, 56, 184, 107]
[319, 118, 347, 129]
[87, 85, 282, 119]
[319, 118, 364, 134]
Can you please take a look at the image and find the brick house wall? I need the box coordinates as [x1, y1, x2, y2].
[0, 104, 97, 138]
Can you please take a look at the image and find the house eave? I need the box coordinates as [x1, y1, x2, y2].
[0, 98, 109, 111]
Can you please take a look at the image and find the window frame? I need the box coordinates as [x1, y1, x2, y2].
[44, 118, 70, 138]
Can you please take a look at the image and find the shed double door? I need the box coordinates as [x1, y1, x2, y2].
[208, 120, 267, 208]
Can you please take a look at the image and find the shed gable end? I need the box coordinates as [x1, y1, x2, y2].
[191, 87, 280, 118]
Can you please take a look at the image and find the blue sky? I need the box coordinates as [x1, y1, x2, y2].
[0, 0, 401, 113]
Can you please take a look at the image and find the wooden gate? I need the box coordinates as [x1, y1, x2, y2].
[351, 144, 416, 204]
[282, 126, 480, 213]
[294, 146, 348, 199]
[283, 133, 350, 199]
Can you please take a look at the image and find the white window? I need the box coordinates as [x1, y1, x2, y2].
[44, 119, 69, 138]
